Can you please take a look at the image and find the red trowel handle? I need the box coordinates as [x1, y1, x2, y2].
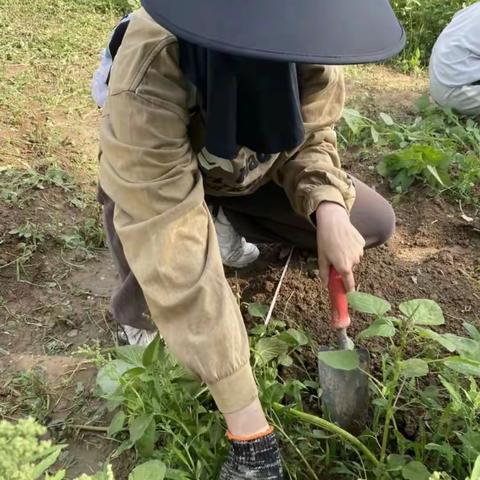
[328, 267, 351, 330]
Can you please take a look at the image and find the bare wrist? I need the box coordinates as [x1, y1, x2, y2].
[316, 201, 346, 221]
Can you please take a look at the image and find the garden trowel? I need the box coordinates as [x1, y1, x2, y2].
[317, 267, 370, 435]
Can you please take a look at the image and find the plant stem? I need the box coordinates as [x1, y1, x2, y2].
[272, 403, 380, 468]
[271, 411, 319, 480]
[380, 363, 401, 463]
[70, 424, 109, 433]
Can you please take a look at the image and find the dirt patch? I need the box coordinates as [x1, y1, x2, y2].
[345, 65, 429, 117]
[0, 352, 133, 479]
[233, 164, 479, 352]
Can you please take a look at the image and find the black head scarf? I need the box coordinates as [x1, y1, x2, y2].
[178, 40, 305, 160]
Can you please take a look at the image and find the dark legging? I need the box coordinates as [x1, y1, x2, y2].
[98, 177, 395, 330]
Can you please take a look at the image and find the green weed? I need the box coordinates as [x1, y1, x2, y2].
[339, 97, 480, 205]
[391, 0, 478, 72]
[0, 417, 115, 480]
[93, 298, 480, 479]
[2, 370, 51, 423]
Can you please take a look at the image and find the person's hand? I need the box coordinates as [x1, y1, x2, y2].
[315, 202, 365, 292]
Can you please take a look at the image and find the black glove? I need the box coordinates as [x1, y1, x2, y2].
[219, 431, 284, 480]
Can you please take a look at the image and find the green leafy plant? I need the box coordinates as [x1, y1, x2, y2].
[338, 293, 480, 479]
[0, 418, 113, 480]
[9, 221, 45, 249]
[377, 145, 451, 193]
[94, 298, 480, 479]
[390, 0, 478, 72]
[339, 97, 480, 205]
[0, 166, 74, 208]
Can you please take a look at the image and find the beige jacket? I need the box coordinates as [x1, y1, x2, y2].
[99, 8, 355, 413]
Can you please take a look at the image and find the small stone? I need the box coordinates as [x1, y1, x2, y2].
[264, 281, 275, 293]
[67, 329, 79, 338]
[438, 251, 454, 265]
[308, 269, 320, 279]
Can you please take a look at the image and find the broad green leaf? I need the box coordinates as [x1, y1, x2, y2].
[129, 414, 154, 444]
[358, 317, 396, 339]
[129, 460, 167, 480]
[108, 410, 127, 437]
[425, 443, 456, 465]
[32, 446, 64, 479]
[113, 439, 134, 459]
[469, 455, 480, 480]
[399, 299, 444, 325]
[464, 322, 480, 341]
[116, 345, 145, 367]
[347, 292, 391, 316]
[421, 329, 480, 358]
[250, 324, 266, 336]
[402, 461, 430, 480]
[97, 360, 134, 395]
[442, 335, 480, 359]
[143, 334, 162, 367]
[371, 126, 380, 144]
[444, 357, 480, 377]
[248, 303, 268, 319]
[387, 454, 408, 472]
[270, 319, 286, 330]
[377, 158, 389, 178]
[459, 430, 480, 461]
[318, 350, 359, 371]
[278, 354, 293, 367]
[255, 337, 288, 364]
[342, 108, 365, 135]
[285, 328, 309, 346]
[380, 112, 395, 126]
[399, 358, 429, 378]
[372, 397, 388, 408]
[418, 328, 457, 352]
[136, 417, 156, 458]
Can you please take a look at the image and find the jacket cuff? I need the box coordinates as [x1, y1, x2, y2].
[304, 184, 352, 223]
[207, 362, 259, 414]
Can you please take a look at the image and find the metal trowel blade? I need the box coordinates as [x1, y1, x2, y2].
[318, 347, 370, 435]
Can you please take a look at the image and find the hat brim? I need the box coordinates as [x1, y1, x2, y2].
[141, 0, 405, 64]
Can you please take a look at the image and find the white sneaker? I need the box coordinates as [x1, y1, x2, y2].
[120, 325, 158, 346]
[214, 207, 260, 268]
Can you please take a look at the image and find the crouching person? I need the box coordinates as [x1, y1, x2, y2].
[97, 1, 404, 477]
[430, 2, 480, 117]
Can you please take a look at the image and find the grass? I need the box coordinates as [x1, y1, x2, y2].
[0, 0, 118, 198]
[0, 0, 114, 272]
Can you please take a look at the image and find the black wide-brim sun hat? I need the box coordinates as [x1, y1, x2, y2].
[141, 0, 405, 64]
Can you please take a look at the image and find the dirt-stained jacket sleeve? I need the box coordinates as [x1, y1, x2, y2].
[99, 11, 257, 414]
[273, 65, 356, 220]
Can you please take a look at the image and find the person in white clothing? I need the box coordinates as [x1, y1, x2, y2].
[429, 2, 480, 117]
